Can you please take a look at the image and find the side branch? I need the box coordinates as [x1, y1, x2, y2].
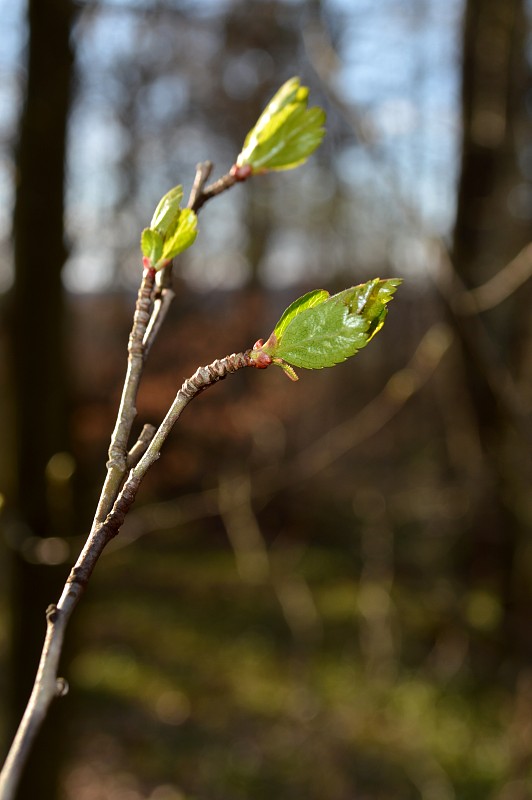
[190, 172, 238, 213]
[189, 162, 250, 214]
[131, 351, 252, 482]
[0, 350, 252, 800]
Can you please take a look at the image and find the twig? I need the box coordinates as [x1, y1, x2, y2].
[187, 160, 213, 210]
[93, 267, 156, 525]
[0, 350, 253, 800]
[126, 423, 157, 469]
[142, 271, 175, 358]
[189, 160, 251, 215]
[190, 172, 238, 213]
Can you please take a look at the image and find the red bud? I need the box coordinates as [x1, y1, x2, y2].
[230, 164, 253, 181]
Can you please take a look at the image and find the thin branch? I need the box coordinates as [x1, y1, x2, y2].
[126, 423, 157, 469]
[187, 160, 213, 209]
[0, 350, 253, 800]
[190, 171, 239, 213]
[142, 280, 175, 357]
[189, 158, 254, 215]
[93, 267, 156, 525]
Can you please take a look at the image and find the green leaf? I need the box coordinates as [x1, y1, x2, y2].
[150, 185, 184, 236]
[257, 77, 307, 121]
[273, 288, 329, 341]
[236, 77, 326, 173]
[239, 78, 306, 152]
[264, 279, 401, 369]
[160, 208, 198, 261]
[141, 228, 163, 264]
[142, 187, 198, 269]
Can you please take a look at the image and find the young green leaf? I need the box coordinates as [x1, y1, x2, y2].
[273, 288, 330, 341]
[160, 208, 198, 261]
[236, 77, 326, 173]
[141, 186, 198, 270]
[259, 278, 401, 372]
[257, 76, 307, 121]
[150, 185, 184, 236]
[141, 228, 163, 265]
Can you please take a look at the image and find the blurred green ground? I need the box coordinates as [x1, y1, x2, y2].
[58, 523, 532, 800]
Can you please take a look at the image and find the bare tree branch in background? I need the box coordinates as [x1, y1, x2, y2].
[456, 241, 532, 314]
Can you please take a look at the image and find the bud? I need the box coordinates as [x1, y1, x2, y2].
[140, 185, 198, 270]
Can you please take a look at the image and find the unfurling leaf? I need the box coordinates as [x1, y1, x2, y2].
[141, 228, 163, 264]
[142, 185, 198, 270]
[236, 77, 326, 173]
[161, 208, 198, 261]
[150, 185, 184, 235]
[250, 278, 401, 379]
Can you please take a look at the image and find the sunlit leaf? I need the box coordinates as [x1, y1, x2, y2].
[150, 185, 184, 235]
[142, 187, 198, 269]
[236, 77, 326, 173]
[255, 77, 307, 125]
[263, 278, 401, 369]
[273, 288, 329, 341]
[140, 228, 163, 265]
[160, 208, 198, 262]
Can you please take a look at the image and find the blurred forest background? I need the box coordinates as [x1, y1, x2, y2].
[1, 0, 532, 798]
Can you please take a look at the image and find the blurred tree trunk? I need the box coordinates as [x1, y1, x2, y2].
[454, 0, 529, 291]
[452, 0, 532, 663]
[4, 0, 75, 797]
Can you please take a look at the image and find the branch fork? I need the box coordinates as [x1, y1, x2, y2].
[0, 159, 253, 800]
